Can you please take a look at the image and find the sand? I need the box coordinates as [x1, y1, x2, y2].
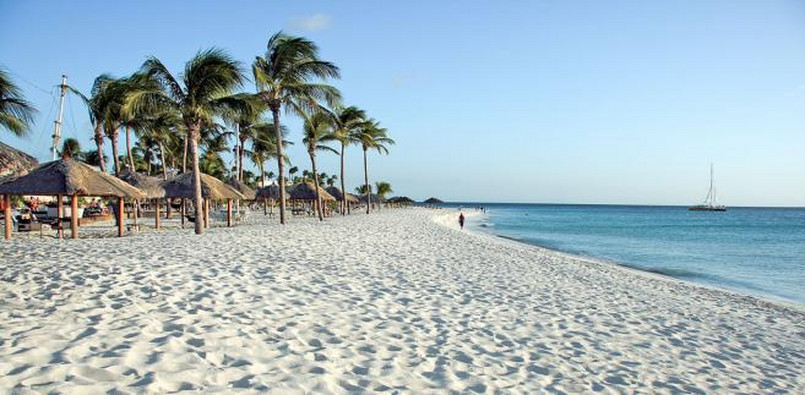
[1, 208, 804, 393]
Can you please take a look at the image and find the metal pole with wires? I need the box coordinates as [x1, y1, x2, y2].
[51, 75, 68, 161]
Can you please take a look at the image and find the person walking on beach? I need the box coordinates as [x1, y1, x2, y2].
[459, 213, 465, 230]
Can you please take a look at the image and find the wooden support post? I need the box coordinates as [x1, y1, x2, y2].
[70, 194, 79, 239]
[226, 199, 232, 227]
[166, 198, 172, 219]
[155, 198, 161, 230]
[181, 198, 186, 227]
[57, 194, 63, 239]
[204, 199, 210, 229]
[3, 195, 11, 240]
[117, 197, 125, 237]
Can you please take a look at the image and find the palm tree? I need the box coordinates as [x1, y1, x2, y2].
[222, 96, 266, 181]
[127, 48, 245, 235]
[68, 74, 115, 172]
[252, 31, 341, 224]
[83, 149, 107, 168]
[249, 123, 289, 187]
[60, 138, 82, 160]
[355, 119, 394, 213]
[139, 110, 181, 180]
[98, 76, 138, 175]
[302, 111, 337, 220]
[288, 166, 299, 184]
[375, 181, 393, 210]
[0, 68, 37, 137]
[331, 106, 366, 214]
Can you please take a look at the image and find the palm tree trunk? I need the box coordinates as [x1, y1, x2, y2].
[94, 123, 106, 172]
[272, 107, 287, 224]
[182, 135, 188, 173]
[189, 124, 204, 235]
[238, 140, 245, 181]
[126, 125, 134, 170]
[159, 142, 168, 180]
[340, 143, 346, 216]
[363, 147, 370, 214]
[110, 129, 121, 175]
[310, 151, 324, 221]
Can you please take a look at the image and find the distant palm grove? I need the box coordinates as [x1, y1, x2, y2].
[0, 32, 396, 234]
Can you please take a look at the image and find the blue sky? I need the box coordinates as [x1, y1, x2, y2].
[2, 0, 804, 205]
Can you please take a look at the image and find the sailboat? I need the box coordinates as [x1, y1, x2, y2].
[689, 163, 726, 212]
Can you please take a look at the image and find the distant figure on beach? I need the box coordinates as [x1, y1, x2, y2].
[459, 213, 465, 230]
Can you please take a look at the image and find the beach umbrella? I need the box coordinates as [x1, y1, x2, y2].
[118, 169, 166, 229]
[0, 158, 145, 239]
[255, 184, 288, 216]
[161, 172, 245, 228]
[387, 196, 415, 206]
[423, 197, 444, 204]
[289, 182, 335, 201]
[0, 142, 38, 183]
[256, 184, 288, 200]
[226, 177, 256, 200]
[325, 186, 358, 203]
[359, 193, 384, 204]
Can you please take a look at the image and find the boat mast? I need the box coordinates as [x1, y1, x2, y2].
[51, 75, 68, 161]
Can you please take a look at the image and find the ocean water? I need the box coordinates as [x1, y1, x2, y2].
[449, 203, 805, 305]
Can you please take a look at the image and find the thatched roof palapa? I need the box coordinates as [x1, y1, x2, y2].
[289, 182, 335, 201]
[118, 169, 166, 199]
[0, 158, 145, 198]
[387, 196, 415, 204]
[358, 193, 385, 204]
[256, 184, 288, 200]
[226, 177, 256, 200]
[423, 197, 445, 204]
[325, 186, 358, 203]
[0, 142, 39, 182]
[161, 172, 245, 200]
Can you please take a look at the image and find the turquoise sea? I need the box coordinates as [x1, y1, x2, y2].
[448, 203, 805, 305]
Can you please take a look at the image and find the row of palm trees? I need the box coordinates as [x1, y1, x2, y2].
[1, 31, 395, 235]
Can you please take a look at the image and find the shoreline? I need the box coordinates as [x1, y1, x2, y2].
[450, 209, 805, 312]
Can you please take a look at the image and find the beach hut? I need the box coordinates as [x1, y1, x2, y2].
[118, 169, 167, 230]
[325, 186, 359, 214]
[0, 142, 39, 183]
[161, 172, 245, 228]
[288, 182, 335, 216]
[423, 197, 444, 204]
[387, 196, 415, 207]
[255, 184, 287, 215]
[226, 177, 256, 200]
[0, 158, 145, 240]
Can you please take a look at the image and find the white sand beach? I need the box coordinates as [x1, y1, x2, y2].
[1, 208, 804, 393]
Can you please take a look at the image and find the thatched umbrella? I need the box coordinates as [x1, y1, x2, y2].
[288, 182, 334, 217]
[118, 170, 167, 230]
[325, 186, 359, 215]
[290, 182, 335, 201]
[0, 142, 39, 183]
[161, 172, 245, 228]
[387, 196, 415, 206]
[0, 158, 145, 240]
[255, 184, 288, 216]
[359, 193, 384, 204]
[226, 177, 256, 200]
[423, 197, 444, 204]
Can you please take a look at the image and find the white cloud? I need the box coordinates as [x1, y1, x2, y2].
[289, 13, 332, 32]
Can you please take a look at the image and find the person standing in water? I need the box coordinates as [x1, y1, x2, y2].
[459, 213, 465, 230]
